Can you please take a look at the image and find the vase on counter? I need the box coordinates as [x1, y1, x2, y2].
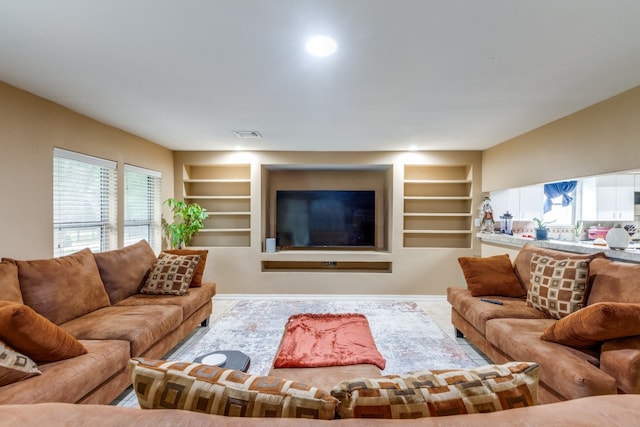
[606, 224, 630, 250]
[535, 229, 548, 240]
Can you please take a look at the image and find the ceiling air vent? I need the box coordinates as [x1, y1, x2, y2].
[233, 130, 262, 139]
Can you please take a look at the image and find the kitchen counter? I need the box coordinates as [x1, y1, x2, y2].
[477, 232, 640, 263]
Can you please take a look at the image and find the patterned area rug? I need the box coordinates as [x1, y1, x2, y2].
[166, 299, 476, 377]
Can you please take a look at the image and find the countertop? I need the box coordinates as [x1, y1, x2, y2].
[477, 232, 640, 263]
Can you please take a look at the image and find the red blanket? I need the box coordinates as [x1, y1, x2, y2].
[272, 313, 386, 370]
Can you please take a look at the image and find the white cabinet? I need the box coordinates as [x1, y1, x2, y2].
[490, 185, 543, 221]
[581, 174, 634, 221]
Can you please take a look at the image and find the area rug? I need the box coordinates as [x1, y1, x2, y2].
[272, 313, 386, 369]
[165, 299, 476, 377]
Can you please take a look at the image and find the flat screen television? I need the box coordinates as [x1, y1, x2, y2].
[275, 190, 375, 249]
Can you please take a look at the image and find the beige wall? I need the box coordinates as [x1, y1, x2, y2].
[482, 85, 640, 192]
[174, 150, 483, 295]
[0, 81, 174, 260]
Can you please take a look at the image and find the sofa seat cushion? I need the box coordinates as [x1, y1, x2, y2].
[0, 339, 130, 404]
[93, 240, 158, 305]
[600, 336, 640, 394]
[60, 305, 182, 357]
[447, 287, 549, 335]
[116, 282, 216, 320]
[485, 318, 616, 400]
[12, 248, 111, 325]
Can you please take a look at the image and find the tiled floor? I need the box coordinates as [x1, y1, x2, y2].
[111, 296, 490, 406]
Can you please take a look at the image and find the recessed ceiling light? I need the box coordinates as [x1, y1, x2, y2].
[305, 36, 337, 57]
[233, 130, 262, 139]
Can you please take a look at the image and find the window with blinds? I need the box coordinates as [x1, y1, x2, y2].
[53, 148, 117, 256]
[124, 164, 162, 252]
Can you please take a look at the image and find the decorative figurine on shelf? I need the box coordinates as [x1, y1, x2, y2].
[480, 197, 495, 233]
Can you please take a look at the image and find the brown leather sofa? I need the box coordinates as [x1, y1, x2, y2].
[448, 243, 640, 403]
[2, 395, 640, 426]
[0, 240, 215, 405]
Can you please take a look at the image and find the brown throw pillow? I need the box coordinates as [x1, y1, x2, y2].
[162, 249, 208, 287]
[129, 358, 338, 419]
[541, 302, 640, 348]
[0, 259, 23, 303]
[94, 239, 159, 304]
[0, 301, 87, 362]
[458, 254, 526, 297]
[0, 339, 41, 386]
[526, 254, 591, 319]
[12, 248, 111, 325]
[140, 253, 201, 296]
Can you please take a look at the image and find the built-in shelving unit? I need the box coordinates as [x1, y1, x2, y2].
[403, 165, 473, 248]
[183, 164, 251, 247]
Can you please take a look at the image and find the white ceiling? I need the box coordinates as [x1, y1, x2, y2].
[1, 1, 640, 152]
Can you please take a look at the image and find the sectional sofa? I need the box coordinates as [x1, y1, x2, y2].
[449, 243, 640, 403]
[0, 240, 215, 404]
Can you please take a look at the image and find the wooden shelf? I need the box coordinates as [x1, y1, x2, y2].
[402, 165, 473, 248]
[183, 164, 251, 247]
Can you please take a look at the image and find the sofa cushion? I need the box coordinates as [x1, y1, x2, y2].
[447, 287, 550, 335]
[12, 248, 111, 325]
[485, 318, 616, 400]
[162, 249, 208, 287]
[61, 305, 182, 357]
[0, 340, 41, 386]
[116, 282, 216, 320]
[588, 258, 640, 305]
[526, 255, 591, 319]
[600, 336, 640, 394]
[129, 358, 338, 419]
[0, 339, 130, 404]
[513, 243, 604, 291]
[458, 254, 526, 297]
[0, 301, 86, 362]
[0, 259, 22, 303]
[93, 240, 158, 305]
[541, 302, 640, 348]
[140, 253, 200, 296]
[331, 362, 540, 419]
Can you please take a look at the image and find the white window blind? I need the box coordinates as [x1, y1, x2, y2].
[124, 164, 162, 252]
[53, 148, 117, 256]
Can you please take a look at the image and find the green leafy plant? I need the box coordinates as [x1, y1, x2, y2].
[164, 198, 209, 248]
[532, 217, 555, 230]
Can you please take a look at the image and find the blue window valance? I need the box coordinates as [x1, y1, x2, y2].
[543, 181, 578, 213]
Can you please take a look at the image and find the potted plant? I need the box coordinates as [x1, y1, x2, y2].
[164, 198, 209, 248]
[532, 217, 555, 240]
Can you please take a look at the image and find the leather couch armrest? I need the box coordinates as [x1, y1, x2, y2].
[601, 336, 640, 394]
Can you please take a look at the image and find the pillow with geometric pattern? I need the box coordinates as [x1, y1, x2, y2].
[527, 254, 591, 319]
[0, 340, 41, 386]
[128, 358, 338, 419]
[331, 362, 540, 419]
[139, 253, 201, 296]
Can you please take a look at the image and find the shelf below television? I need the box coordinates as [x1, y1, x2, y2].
[261, 260, 392, 273]
[260, 249, 391, 262]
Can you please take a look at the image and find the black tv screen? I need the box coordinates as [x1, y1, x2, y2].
[276, 190, 375, 248]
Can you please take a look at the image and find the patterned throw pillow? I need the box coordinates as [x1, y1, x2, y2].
[162, 249, 208, 287]
[0, 340, 41, 386]
[128, 358, 338, 419]
[331, 362, 539, 419]
[527, 254, 591, 319]
[140, 253, 201, 296]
